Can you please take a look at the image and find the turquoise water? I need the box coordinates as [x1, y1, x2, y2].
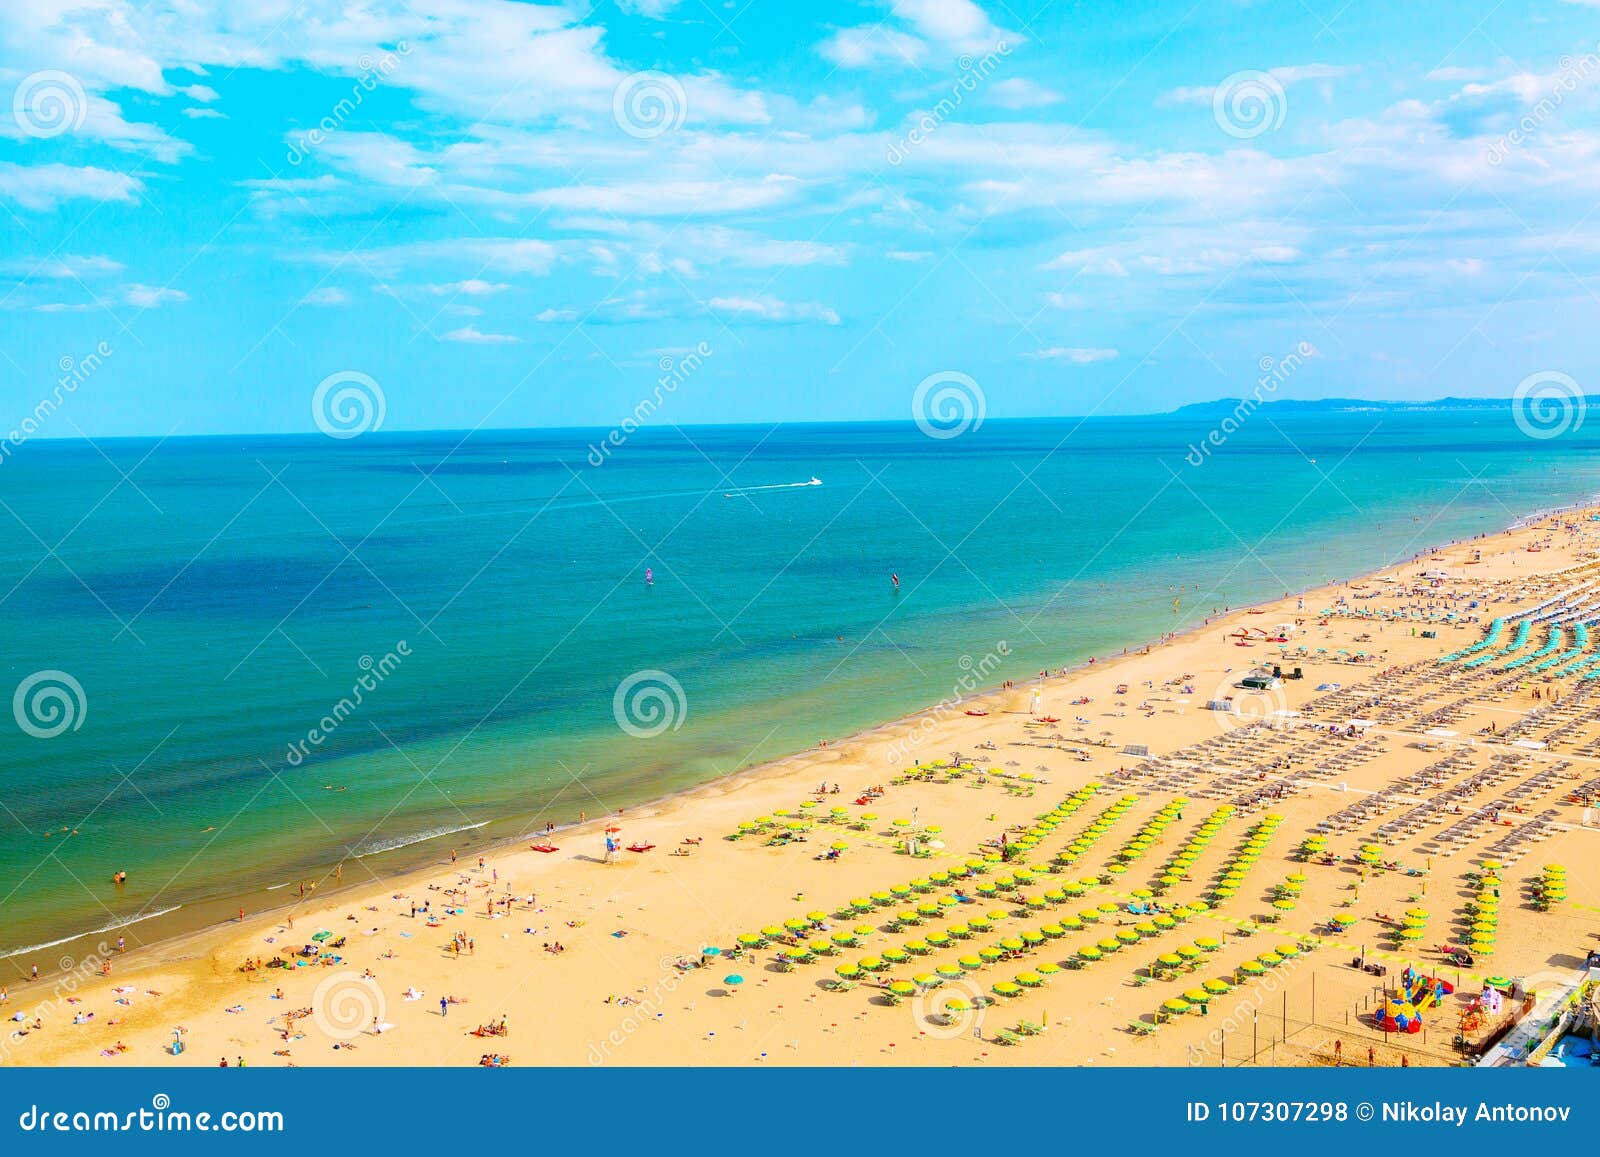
[3, 410, 1598, 957]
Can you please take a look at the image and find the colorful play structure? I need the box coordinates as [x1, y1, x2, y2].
[1377, 969, 1455, 1033]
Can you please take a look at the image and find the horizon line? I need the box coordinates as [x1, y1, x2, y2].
[10, 393, 1535, 447]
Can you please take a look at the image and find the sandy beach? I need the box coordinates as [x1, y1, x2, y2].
[9, 506, 1600, 1068]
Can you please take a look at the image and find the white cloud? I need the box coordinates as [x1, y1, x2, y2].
[426, 279, 511, 296]
[1163, 63, 1358, 105]
[443, 325, 522, 344]
[822, 0, 1017, 68]
[536, 308, 579, 322]
[1251, 245, 1301, 263]
[182, 107, 227, 119]
[530, 176, 800, 217]
[617, 0, 685, 17]
[821, 27, 929, 69]
[302, 286, 349, 305]
[0, 162, 141, 211]
[10, 254, 125, 279]
[125, 284, 188, 307]
[709, 295, 841, 324]
[988, 78, 1062, 109]
[364, 238, 562, 276]
[1029, 346, 1118, 363]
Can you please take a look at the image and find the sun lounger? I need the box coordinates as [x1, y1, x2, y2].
[1016, 1019, 1045, 1035]
[993, 1028, 1023, 1045]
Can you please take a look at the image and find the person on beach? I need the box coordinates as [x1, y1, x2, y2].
[440, 997, 448, 1017]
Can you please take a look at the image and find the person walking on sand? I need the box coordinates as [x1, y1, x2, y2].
[440, 997, 448, 1018]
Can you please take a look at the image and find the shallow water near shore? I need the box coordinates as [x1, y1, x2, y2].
[3, 409, 1598, 959]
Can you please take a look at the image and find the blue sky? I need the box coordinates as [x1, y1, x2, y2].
[2, 0, 1599, 436]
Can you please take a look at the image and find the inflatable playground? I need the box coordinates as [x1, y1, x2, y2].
[1376, 969, 1456, 1034]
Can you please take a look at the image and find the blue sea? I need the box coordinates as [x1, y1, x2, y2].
[2, 409, 1596, 958]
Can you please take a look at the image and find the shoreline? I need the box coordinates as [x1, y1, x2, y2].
[10, 498, 1598, 1066]
[5, 497, 1571, 985]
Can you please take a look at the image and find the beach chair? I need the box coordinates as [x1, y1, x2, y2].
[1128, 1020, 1159, 1036]
[993, 1028, 1024, 1045]
[828, 979, 857, 993]
[1016, 1019, 1046, 1036]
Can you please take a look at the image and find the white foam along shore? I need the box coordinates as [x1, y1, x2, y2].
[0, 905, 182, 961]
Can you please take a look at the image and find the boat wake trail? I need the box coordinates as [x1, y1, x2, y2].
[722, 476, 822, 499]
